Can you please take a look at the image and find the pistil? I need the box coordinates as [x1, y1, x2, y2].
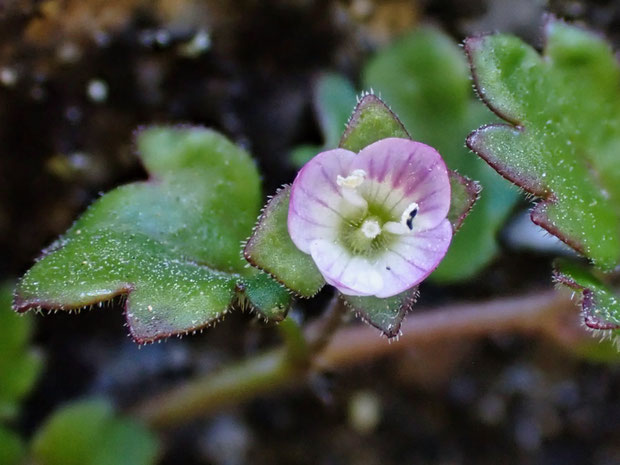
[361, 219, 381, 239]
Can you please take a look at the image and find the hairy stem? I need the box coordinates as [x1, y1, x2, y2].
[133, 289, 573, 428]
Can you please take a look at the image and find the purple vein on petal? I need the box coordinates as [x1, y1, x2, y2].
[336, 254, 355, 285]
[322, 245, 345, 275]
[371, 180, 384, 204]
[386, 247, 427, 273]
[337, 152, 351, 174]
[366, 157, 381, 200]
[298, 186, 345, 219]
[372, 149, 390, 183]
[368, 155, 376, 181]
[391, 149, 416, 188]
[404, 163, 438, 196]
[386, 190, 413, 216]
[380, 183, 405, 213]
[384, 264, 408, 285]
[399, 226, 449, 248]
[290, 203, 334, 228]
[401, 242, 440, 253]
[318, 164, 340, 194]
[415, 186, 448, 205]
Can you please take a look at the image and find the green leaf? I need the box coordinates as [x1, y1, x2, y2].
[553, 259, 620, 333]
[289, 74, 357, 168]
[240, 270, 292, 321]
[447, 171, 482, 232]
[363, 27, 520, 282]
[341, 288, 418, 338]
[316, 73, 358, 148]
[364, 27, 470, 148]
[339, 93, 410, 152]
[466, 18, 620, 270]
[244, 186, 325, 298]
[290, 144, 321, 169]
[15, 127, 290, 343]
[0, 426, 25, 465]
[31, 399, 159, 465]
[0, 283, 42, 422]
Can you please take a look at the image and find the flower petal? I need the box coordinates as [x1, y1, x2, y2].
[288, 148, 356, 253]
[352, 138, 451, 231]
[310, 239, 383, 296]
[288, 138, 453, 299]
[374, 219, 452, 298]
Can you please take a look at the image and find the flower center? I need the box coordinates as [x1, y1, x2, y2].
[346, 215, 386, 254]
[360, 219, 381, 239]
[336, 169, 421, 256]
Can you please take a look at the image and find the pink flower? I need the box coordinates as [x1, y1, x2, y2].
[288, 138, 452, 298]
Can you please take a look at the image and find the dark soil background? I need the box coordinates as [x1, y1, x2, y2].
[1, 1, 619, 464]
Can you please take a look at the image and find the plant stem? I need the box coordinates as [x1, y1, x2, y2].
[135, 348, 295, 429]
[133, 289, 573, 429]
[306, 296, 348, 353]
[314, 290, 567, 369]
[277, 315, 309, 365]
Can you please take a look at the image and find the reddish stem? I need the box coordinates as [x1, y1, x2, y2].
[134, 290, 573, 428]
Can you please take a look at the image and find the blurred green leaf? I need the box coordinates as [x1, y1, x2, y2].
[15, 127, 290, 343]
[0, 426, 25, 465]
[31, 399, 159, 465]
[316, 73, 358, 148]
[553, 259, 620, 333]
[290, 144, 321, 169]
[363, 27, 520, 282]
[0, 283, 42, 422]
[466, 19, 620, 270]
[290, 73, 357, 167]
[244, 186, 325, 298]
[571, 335, 620, 363]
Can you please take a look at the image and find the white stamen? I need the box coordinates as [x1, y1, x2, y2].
[361, 219, 381, 239]
[338, 169, 368, 210]
[400, 202, 419, 230]
[382, 202, 419, 235]
[337, 169, 367, 189]
[383, 221, 408, 235]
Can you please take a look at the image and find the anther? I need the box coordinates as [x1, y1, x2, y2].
[337, 169, 368, 210]
[382, 202, 420, 235]
[401, 202, 419, 231]
[337, 169, 367, 189]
